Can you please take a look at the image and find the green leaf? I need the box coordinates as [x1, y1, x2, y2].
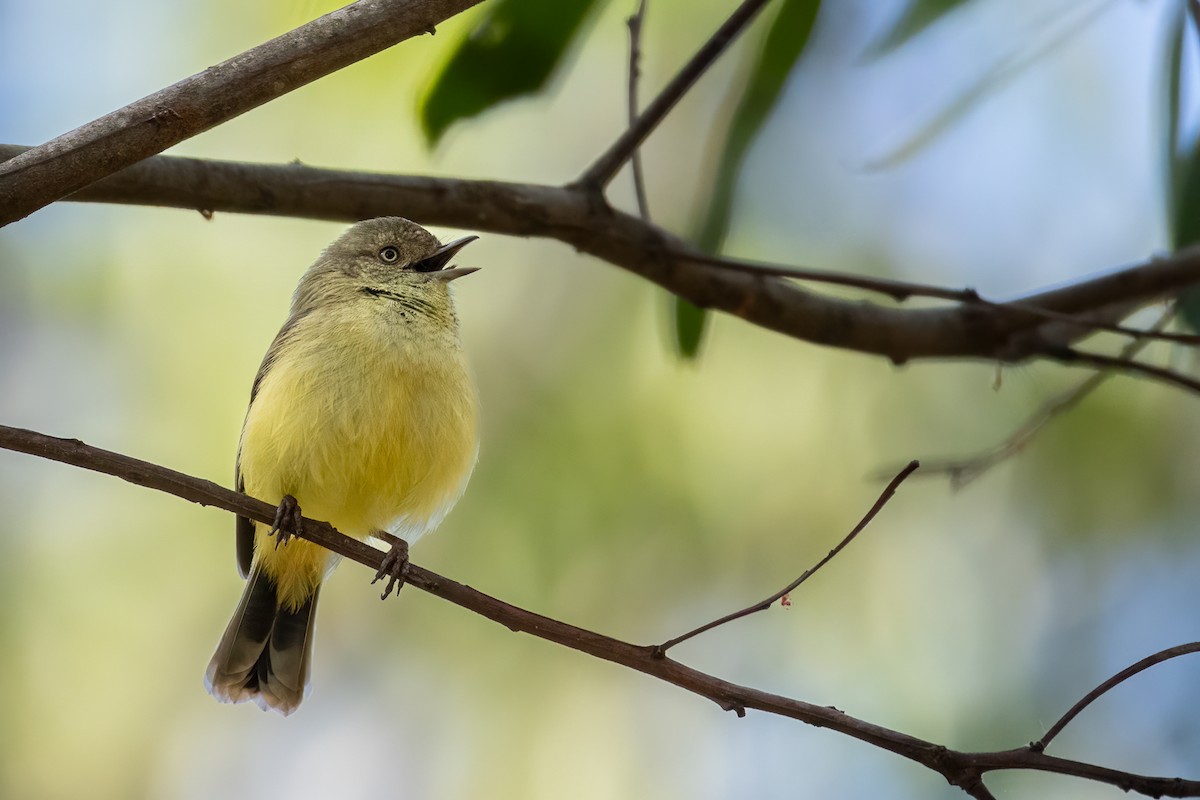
[1164, 2, 1186, 227]
[1174, 142, 1200, 330]
[1164, 7, 1200, 332]
[420, 0, 600, 146]
[863, 3, 1114, 170]
[674, 0, 821, 359]
[866, 0, 975, 58]
[673, 297, 707, 358]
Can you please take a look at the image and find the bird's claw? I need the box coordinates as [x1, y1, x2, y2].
[372, 537, 410, 600]
[270, 494, 302, 549]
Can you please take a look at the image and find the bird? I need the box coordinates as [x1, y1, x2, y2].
[205, 217, 480, 715]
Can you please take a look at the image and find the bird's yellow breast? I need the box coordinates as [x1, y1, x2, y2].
[239, 303, 478, 608]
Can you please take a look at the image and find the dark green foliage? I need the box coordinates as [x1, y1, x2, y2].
[673, 297, 707, 358]
[1163, 5, 1200, 331]
[1172, 144, 1200, 330]
[420, 0, 601, 145]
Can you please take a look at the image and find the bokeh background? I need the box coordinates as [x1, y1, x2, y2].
[2, 0, 1198, 798]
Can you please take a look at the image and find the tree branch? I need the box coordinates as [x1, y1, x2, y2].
[915, 308, 1174, 488]
[0, 0, 483, 227]
[1, 423, 1197, 798]
[1047, 344, 1200, 395]
[1033, 642, 1200, 752]
[577, 0, 774, 190]
[7, 143, 1200, 369]
[625, 0, 652, 221]
[655, 460, 919, 654]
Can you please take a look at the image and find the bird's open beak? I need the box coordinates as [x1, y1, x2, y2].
[418, 235, 479, 282]
[433, 266, 480, 282]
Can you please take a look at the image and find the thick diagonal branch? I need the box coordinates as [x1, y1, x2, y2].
[7, 144, 1200, 366]
[0, 0, 483, 226]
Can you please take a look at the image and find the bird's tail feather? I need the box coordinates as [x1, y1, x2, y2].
[205, 565, 319, 716]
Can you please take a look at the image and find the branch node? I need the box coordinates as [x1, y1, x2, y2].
[565, 177, 613, 217]
[718, 698, 747, 717]
[149, 105, 184, 128]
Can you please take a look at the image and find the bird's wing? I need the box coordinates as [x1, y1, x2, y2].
[235, 314, 306, 578]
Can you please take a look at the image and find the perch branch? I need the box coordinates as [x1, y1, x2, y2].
[1, 424, 1197, 798]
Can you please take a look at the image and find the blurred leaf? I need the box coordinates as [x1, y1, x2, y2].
[673, 298, 706, 358]
[1165, 4, 1200, 331]
[675, 0, 821, 359]
[862, 1, 1117, 170]
[866, 0, 974, 58]
[1174, 142, 1200, 330]
[1164, 2, 1186, 214]
[420, 0, 599, 145]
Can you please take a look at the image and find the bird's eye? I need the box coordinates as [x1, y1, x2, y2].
[378, 246, 401, 264]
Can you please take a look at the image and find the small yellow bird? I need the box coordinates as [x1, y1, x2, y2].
[206, 217, 480, 715]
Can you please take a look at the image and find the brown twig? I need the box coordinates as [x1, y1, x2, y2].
[655, 460, 919, 655]
[1033, 642, 1200, 752]
[1, 425, 1197, 797]
[626, 0, 652, 221]
[673, 248, 977, 301]
[6, 144, 1200, 366]
[917, 308, 1175, 488]
[0, 0, 483, 227]
[1047, 344, 1200, 395]
[578, 0, 774, 190]
[677, 250, 1200, 346]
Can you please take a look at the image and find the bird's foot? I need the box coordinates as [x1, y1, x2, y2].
[270, 495, 302, 549]
[371, 534, 410, 600]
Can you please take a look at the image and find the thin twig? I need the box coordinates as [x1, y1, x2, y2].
[655, 460, 920, 655]
[579, 0, 773, 190]
[1033, 642, 1200, 751]
[673, 248, 975, 301]
[0, 0, 483, 226]
[1, 425, 1198, 798]
[1048, 344, 1200, 395]
[626, 0, 652, 221]
[677, 249, 1200, 346]
[8, 143, 1200, 365]
[917, 309, 1175, 488]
